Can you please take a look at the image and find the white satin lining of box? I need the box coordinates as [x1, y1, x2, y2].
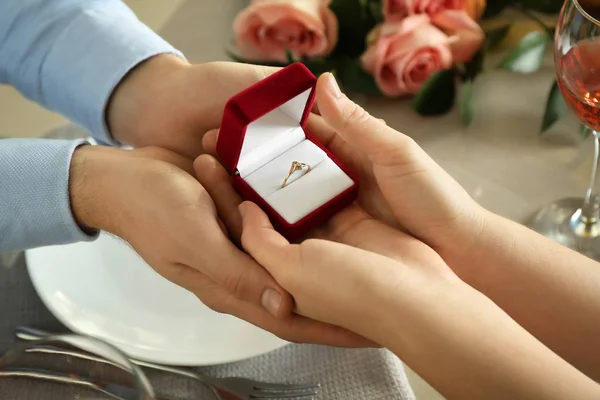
[244, 139, 354, 224]
[237, 89, 312, 178]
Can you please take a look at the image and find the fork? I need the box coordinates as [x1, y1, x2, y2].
[15, 326, 320, 400]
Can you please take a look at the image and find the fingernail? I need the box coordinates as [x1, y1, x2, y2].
[261, 288, 282, 316]
[326, 73, 342, 98]
[238, 203, 247, 219]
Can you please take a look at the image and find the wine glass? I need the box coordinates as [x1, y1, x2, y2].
[0, 333, 156, 399]
[529, 0, 600, 260]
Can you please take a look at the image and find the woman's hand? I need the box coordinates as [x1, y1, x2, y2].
[237, 200, 456, 336]
[310, 73, 600, 380]
[68, 144, 369, 348]
[237, 201, 600, 400]
[306, 73, 487, 266]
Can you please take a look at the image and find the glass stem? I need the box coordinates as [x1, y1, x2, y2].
[571, 131, 600, 237]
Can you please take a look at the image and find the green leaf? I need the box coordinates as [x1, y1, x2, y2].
[485, 25, 511, 51]
[336, 59, 382, 96]
[498, 31, 549, 74]
[367, 0, 384, 21]
[285, 48, 298, 64]
[482, 1, 511, 19]
[462, 49, 485, 81]
[358, 0, 369, 18]
[329, 0, 378, 58]
[580, 124, 593, 140]
[540, 80, 567, 133]
[460, 80, 474, 126]
[300, 58, 334, 76]
[413, 69, 457, 116]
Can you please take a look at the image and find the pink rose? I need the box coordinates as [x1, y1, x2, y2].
[383, 0, 485, 22]
[360, 15, 453, 97]
[432, 10, 484, 63]
[233, 0, 338, 63]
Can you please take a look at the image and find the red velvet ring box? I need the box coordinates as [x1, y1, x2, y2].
[216, 62, 359, 241]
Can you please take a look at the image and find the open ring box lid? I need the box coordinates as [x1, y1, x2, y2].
[216, 63, 359, 240]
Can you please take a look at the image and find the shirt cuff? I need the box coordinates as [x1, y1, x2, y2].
[41, 5, 186, 146]
[0, 139, 98, 252]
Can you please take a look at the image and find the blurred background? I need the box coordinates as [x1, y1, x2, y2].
[1, 0, 559, 140]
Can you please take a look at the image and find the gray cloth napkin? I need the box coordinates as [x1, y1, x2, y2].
[0, 124, 416, 399]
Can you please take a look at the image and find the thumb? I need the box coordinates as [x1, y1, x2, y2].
[239, 202, 300, 283]
[315, 72, 423, 166]
[201, 129, 219, 157]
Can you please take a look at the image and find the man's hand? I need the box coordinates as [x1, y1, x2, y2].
[106, 56, 279, 158]
[68, 144, 371, 347]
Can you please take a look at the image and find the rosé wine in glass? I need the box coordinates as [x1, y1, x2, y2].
[557, 38, 600, 131]
[529, 0, 600, 260]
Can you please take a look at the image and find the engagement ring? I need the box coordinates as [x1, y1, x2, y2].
[281, 161, 311, 188]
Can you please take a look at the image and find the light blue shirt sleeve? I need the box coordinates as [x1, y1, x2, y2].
[0, 138, 93, 252]
[0, 0, 186, 252]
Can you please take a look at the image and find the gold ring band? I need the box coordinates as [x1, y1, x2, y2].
[281, 161, 311, 188]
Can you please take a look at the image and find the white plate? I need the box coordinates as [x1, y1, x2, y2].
[25, 232, 288, 366]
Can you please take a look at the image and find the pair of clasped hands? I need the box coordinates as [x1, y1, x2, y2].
[73, 56, 477, 346]
[71, 56, 600, 399]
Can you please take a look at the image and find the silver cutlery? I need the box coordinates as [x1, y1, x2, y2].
[0, 367, 151, 400]
[15, 326, 320, 400]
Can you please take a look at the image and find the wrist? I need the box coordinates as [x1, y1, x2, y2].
[69, 144, 127, 233]
[445, 209, 522, 290]
[346, 269, 464, 344]
[435, 205, 495, 283]
[363, 275, 495, 355]
[106, 54, 190, 146]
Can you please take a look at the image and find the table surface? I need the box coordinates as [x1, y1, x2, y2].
[1, 1, 593, 399]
